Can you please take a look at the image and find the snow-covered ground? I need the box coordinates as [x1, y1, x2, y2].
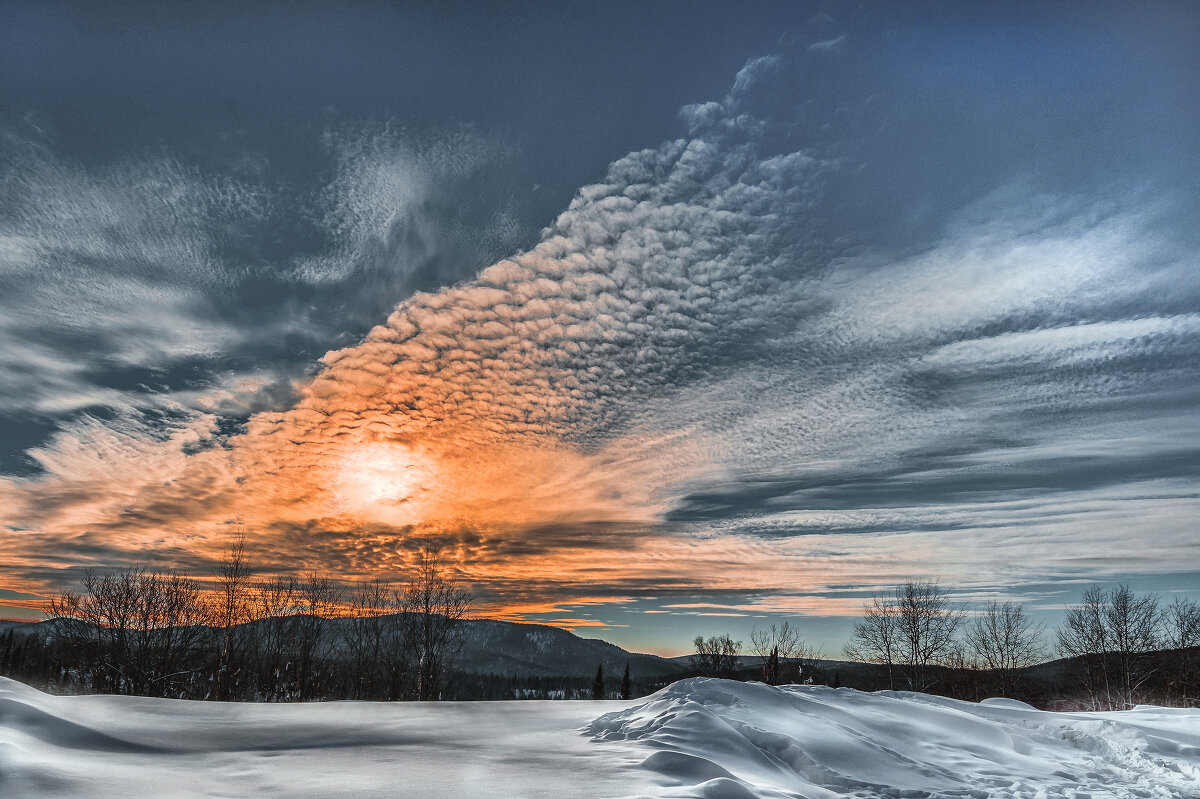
[2, 676, 1198, 799]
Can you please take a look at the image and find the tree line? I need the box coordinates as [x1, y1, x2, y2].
[5, 556, 1197, 708]
[692, 621, 826, 686]
[10, 538, 474, 702]
[693, 580, 1200, 709]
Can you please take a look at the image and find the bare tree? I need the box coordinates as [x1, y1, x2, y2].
[1058, 584, 1162, 709]
[750, 622, 824, 685]
[144, 570, 211, 696]
[1163, 596, 1200, 702]
[1104, 584, 1162, 708]
[288, 572, 343, 700]
[846, 581, 964, 692]
[401, 548, 474, 700]
[338, 578, 399, 700]
[214, 530, 254, 700]
[692, 634, 741, 678]
[844, 591, 901, 690]
[47, 566, 210, 697]
[894, 580, 965, 692]
[48, 569, 135, 694]
[1165, 596, 1200, 649]
[1057, 585, 1112, 708]
[251, 573, 297, 700]
[965, 600, 1045, 697]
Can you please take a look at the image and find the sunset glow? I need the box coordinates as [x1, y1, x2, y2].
[335, 443, 428, 518]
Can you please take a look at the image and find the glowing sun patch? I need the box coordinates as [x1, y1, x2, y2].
[334, 442, 428, 520]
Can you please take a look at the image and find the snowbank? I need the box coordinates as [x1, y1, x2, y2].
[590, 678, 1200, 798]
[2, 676, 1198, 798]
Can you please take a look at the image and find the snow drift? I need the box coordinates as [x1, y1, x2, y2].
[3, 676, 1199, 798]
[590, 679, 1200, 798]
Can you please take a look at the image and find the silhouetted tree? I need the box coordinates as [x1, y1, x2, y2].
[846, 581, 963, 692]
[214, 529, 254, 700]
[1058, 584, 1162, 709]
[402, 547, 474, 700]
[844, 591, 901, 690]
[763, 646, 780, 685]
[251, 573, 297, 700]
[620, 662, 631, 700]
[47, 566, 210, 697]
[338, 578, 400, 700]
[692, 634, 741, 678]
[965, 600, 1044, 697]
[1163, 596, 1200, 702]
[0, 629, 13, 673]
[592, 663, 605, 699]
[894, 580, 964, 692]
[750, 622, 823, 684]
[286, 572, 342, 700]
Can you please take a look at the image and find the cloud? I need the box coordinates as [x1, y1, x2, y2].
[807, 34, 846, 54]
[295, 126, 521, 287]
[0, 121, 528, 467]
[0, 131, 257, 418]
[2, 20, 1199, 638]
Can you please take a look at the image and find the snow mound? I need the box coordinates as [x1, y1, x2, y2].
[588, 678, 1200, 798]
[3, 675, 1199, 798]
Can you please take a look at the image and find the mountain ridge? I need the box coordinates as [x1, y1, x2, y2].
[0, 615, 687, 682]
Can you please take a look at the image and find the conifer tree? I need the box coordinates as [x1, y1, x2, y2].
[0, 628, 12, 673]
[764, 645, 780, 685]
[620, 662, 631, 700]
[592, 663, 605, 699]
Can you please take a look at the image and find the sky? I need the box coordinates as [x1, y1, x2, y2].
[1, 1, 1198, 655]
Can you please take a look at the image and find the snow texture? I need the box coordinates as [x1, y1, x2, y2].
[589, 679, 1200, 799]
[2, 676, 1199, 798]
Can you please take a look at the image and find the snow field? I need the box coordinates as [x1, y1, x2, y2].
[2, 676, 1199, 798]
[0, 676, 650, 798]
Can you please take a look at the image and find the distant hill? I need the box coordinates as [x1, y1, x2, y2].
[454, 618, 686, 680]
[1, 615, 686, 684]
[0, 620, 41, 637]
[7, 615, 1192, 705]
